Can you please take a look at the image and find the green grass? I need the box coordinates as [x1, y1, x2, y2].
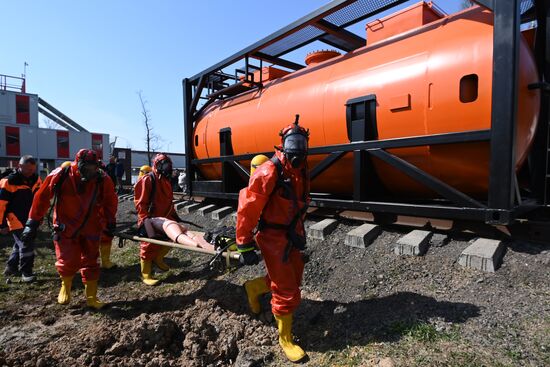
[505, 349, 522, 362]
[389, 320, 459, 343]
[0, 235, 58, 306]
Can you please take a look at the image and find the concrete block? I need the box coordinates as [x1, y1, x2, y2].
[182, 203, 202, 214]
[175, 201, 190, 211]
[212, 206, 233, 220]
[458, 238, 505, 272]
[307, 219, 338, 240]
[197, 204, 217, 216]
[345, 223, 381, 248]
[394, 230, 432, 256]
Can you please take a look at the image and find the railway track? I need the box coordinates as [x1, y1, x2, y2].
[115, 188, 549, 273]
[121, 191, 550, 247]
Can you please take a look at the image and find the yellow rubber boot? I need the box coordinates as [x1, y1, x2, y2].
[100, 242, 115, 269]
[244, 277, 270, 314]
[153, 246, 171, 272]
[84, 280, 106, 310]
[57, 275, 73, 305]
[141, 259, 160, 286]
[274, 313, 306, 363]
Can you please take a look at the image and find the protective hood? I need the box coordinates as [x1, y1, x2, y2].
[153, 153, 173, 178]
[75, 149, 99, 181]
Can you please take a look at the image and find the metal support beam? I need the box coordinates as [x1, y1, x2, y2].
[252, 52, 305, 71]
[192, 130, 491, 165]
[189, 75, 205, 115]
[229, 161, 250, 181]
[309, 197, 489, 221]
[182, 78, 194, 196]
[38, 98, 89, 132]
[310, 151, 346, 180]
[488, 0, 520, 215]
[353, 150, 368, 201]
[369, 149, 485, 208]
[314, 19, 365, 51]
[37, 106, 78, 132]
[529, 1, 550, 204]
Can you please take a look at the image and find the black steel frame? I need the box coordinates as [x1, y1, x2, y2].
[183, 0, 549, 226]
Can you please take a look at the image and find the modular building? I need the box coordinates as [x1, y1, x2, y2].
[0, 74, 109, 175]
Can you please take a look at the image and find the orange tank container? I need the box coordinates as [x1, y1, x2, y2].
[192, 4, 540, 199]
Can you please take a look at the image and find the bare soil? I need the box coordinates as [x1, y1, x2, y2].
[0, 199, 548, 367]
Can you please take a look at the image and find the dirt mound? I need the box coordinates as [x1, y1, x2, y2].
[1, 298, 275, 367]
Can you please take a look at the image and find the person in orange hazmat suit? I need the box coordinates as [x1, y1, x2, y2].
[134, 153, 179, 286]
[21, 149, 118, 309]
[236, 115, 310, 362]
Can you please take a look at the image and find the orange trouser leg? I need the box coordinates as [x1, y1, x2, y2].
[140, 241, 160, 261]
[79, 235, 101, 282]
[258, 230, 304, 316]
[54, 237, 81, 278]
[54, 235, 100, 282]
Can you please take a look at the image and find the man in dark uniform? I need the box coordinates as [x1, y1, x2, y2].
[1, 155, 41, 282]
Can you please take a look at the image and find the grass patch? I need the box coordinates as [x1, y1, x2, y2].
[389, 320, 459, 343]
[317, 345, 381, 367]
[505, 349, 522, 362]
[0, 234, 58, 306]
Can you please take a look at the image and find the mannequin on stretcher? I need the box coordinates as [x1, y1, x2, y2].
[142, 217, 215, 252]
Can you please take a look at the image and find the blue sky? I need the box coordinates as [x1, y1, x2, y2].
[1, 0, 464, 153]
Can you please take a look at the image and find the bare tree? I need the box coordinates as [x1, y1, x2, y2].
[40, 117, 62, 130]
[137, 91, 162, 165]
[461, 0, 473, 9]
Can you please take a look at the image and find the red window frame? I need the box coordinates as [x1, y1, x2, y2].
[57, 131, 70, 158]
[91, 133, 103, 159]
[15, 95, 30, 124]
[5, 126, 21, 156]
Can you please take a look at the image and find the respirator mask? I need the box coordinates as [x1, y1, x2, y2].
[283, 133, 308, 168]
[78, 161, 99, 182]
[156, 159, 173, 178]
[281, 114, 309, 169]
[76, 149, 99, 182]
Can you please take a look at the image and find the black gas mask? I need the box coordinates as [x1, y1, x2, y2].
[283, 133, 308, 168]
[281, 115, 309, 169]
[78, 161, 99, 182]
[156, 159, 173, 178]
[76, 149, 99, 182]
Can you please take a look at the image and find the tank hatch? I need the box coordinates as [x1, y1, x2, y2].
[366, 1, 445, 45]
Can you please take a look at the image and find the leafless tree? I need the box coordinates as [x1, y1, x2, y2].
[40, 117, 62, 130]
[461, 0, 473, 9]
[137, 91, 162, 165]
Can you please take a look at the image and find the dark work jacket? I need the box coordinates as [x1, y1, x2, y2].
[0, 171, 41, 231]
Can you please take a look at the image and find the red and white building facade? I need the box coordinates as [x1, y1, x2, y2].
[0, 74, 109, 173]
